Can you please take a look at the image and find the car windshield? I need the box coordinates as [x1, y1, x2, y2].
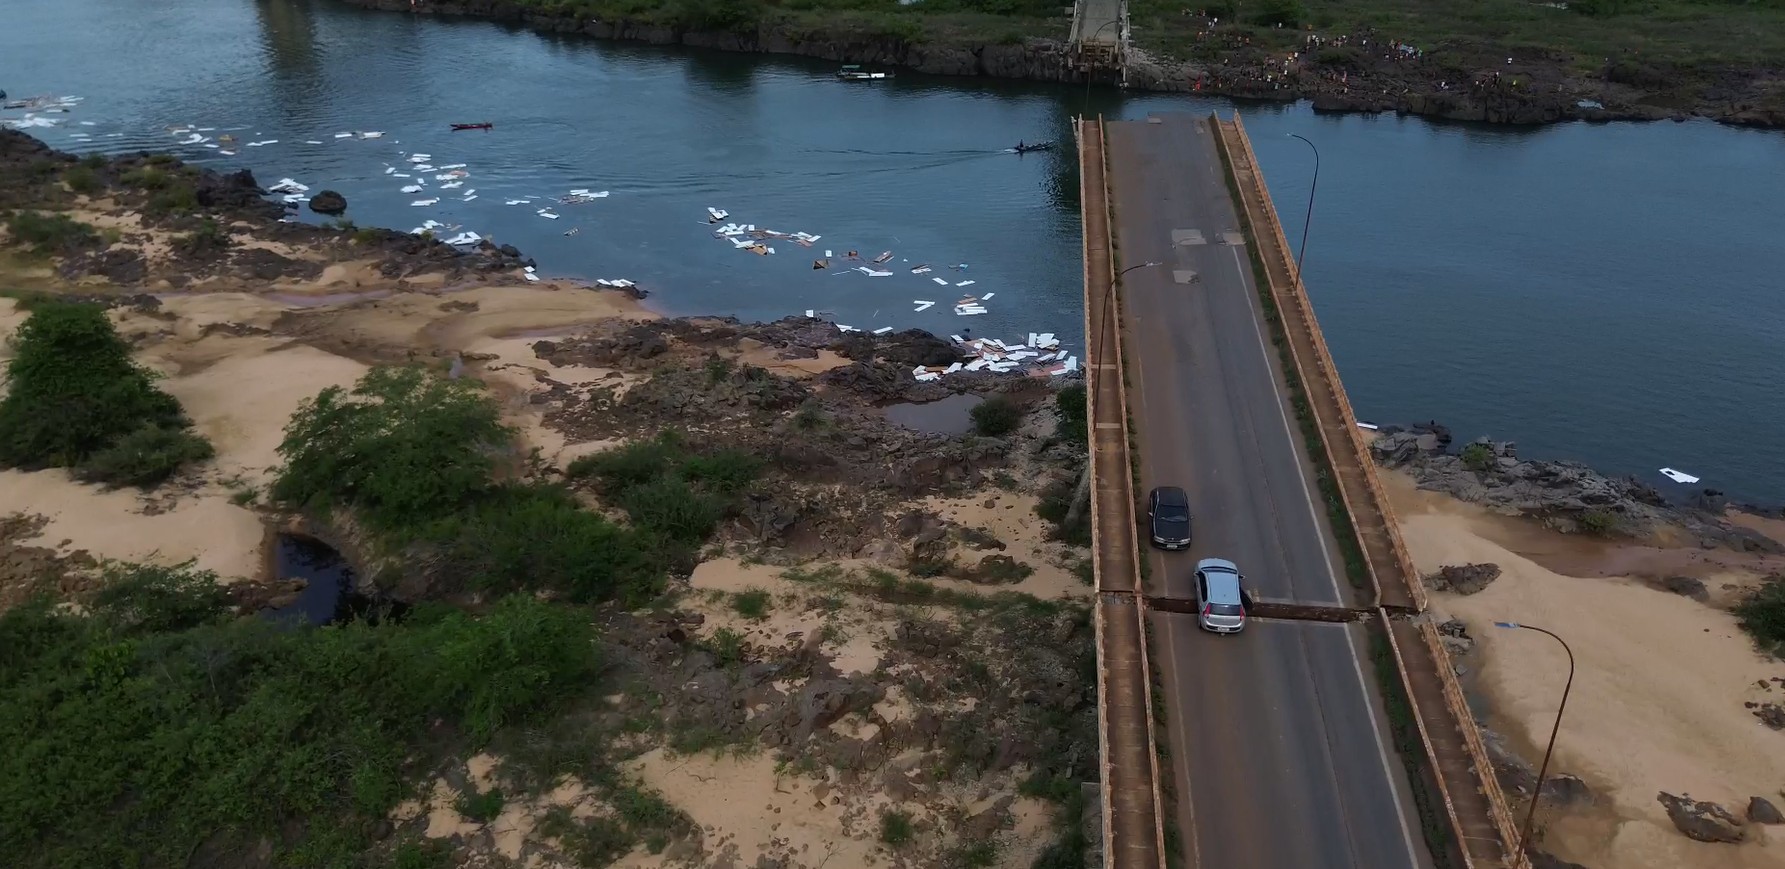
[1156, 513, 1188, 525]
[1208, 603, 1245, 617]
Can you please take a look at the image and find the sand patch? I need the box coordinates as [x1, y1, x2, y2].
[734, 337, 850, 379]
[622, 748, 880, 869]
[160, 342, 369, 484]
[922, 492, 1091, 599]
[0, 468, 264, 580]
[688, 558, 893, 676]
[1391, 488, 1785, 868]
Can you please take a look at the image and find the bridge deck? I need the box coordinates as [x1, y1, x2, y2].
[1070, 0, 1124, 44]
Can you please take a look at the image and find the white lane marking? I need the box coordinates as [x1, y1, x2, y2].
[1223, 245, 1423, 866]
[1335, 622, 1425, 867]
[1226, 244, 1344, 603]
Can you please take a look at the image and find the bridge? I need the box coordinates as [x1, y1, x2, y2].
[1068, 0, 1129, 81]
[1078, 112, 1531, 869]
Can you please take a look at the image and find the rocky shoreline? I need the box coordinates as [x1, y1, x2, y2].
[1371, 421, 1782, 553]
[337, 0, 1785, 129]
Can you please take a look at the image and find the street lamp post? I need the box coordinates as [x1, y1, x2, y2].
[1119, 260, 1161, 277]
[1286, 133, 1319, 279]
[1492, 621, 1576, 858]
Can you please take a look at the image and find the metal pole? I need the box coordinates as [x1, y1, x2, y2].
[1493, 621, 1576, 858]
[1287, 133, 1319, 278]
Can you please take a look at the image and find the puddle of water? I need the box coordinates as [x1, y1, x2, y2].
[263, 535, 402, 627]
[883, 392, 984, 435]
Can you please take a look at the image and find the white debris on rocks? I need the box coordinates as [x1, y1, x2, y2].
[908, 333, 1076, 381]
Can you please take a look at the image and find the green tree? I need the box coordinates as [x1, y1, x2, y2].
[272, 366, 512, 532]
[970, 395, 1023, 437]
[0, 301, 208, 481]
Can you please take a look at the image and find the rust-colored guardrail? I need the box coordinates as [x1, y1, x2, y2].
[1079, 115, 1168, 869]
[1214, 113, 1525, 869]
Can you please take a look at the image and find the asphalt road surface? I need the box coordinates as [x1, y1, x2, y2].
[1103, 113, 1431, 869]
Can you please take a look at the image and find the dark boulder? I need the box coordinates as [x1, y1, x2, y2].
[308, 189, 348, 215]
[1657, 792, 1745, 843]
[1747, 796, 1784, 825]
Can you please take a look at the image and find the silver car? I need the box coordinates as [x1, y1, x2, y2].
[1193, 558, 1248, 634]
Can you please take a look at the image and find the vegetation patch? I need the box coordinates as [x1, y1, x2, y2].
[0, 565, 601, 868]
[3, 210, 100, 255]
[271, 365, 674, 604]
[1735, 575, 1785, 658]
[0, 300, 213, 486]
[969, 394, 1023, 436]
[567, 429, 764, 545]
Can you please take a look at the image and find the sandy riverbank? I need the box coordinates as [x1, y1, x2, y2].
[1386, 471, 1785, 868]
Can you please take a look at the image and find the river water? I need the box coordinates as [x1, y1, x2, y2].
[4, 0, 1783, 499]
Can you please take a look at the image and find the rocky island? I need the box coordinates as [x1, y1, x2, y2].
[338, 0, 1785, 128]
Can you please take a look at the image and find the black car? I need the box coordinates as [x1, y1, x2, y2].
[1147, 486, 1193, 550]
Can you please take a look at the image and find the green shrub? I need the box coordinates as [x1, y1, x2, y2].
[1735, 577, 1785, 657]
[80, 153, 108, 170]
[731, 588, 771, 620]
[62, 165, 101, 194]
[619, 475, 728, 542]
[1053, 384, 1087, 445]
[1578, 508, 1623, 535]
[453, 786, 505, 824]
[0, 302, 206, 478]
[175, 217, 231, 256]
[1459, 442, 1494, 472]
[969, 395, 1023, 437]
[679, 449, 763, 494]
[0, 577, 599, 867]
[272, 366, 512, 534]
[121, 167, 170, 190]
[571, 432, 684, 490]
[74, 423, 215, 487]
[145, 184, 199, 216]
[439, 483, 667, 605]
[4, 211, 99, 254]
[880, 809, 914, 846]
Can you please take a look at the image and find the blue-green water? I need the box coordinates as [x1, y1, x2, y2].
[4, 0, 1782, 499]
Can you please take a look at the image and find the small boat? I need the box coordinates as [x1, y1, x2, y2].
[1012, 141, 1055, 154]
[836, 65, 890, 81]
[451, 122, 493, 131]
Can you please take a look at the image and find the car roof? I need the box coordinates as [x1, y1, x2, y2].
[1152, 486, 1189, 507]
[1196, 557, 1239, 573]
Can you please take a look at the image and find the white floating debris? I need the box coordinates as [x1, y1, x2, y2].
[505, 199, 528, 206]
[824, 249, 833, 258]
[180, 134, 206, 145]
[435, 172, 467, 181]
[408, 155, 430, 163]
[334, 132, 353, 138]
[932, 277, 949, 285]
[439, 181, 463, 189]
[385, 166, 397, 175]
[268, 178, 310, 194]
[359, 131, 385, 138]
[462, 194, 478, 201]
[873, 326, 894, 335]
[805, 309, 816, 318]
[442, 231, 483, 247]
[956, 280, 976, 287]
[304, 140, 323, 144]
[411, 198, 440, 206]
[400, 184, 424, 193]
[1356, 422, 1380, 431]
[913, 301, 936, 312]
[524, 265, 536, 273]
[855, 267, 892, 277]
[537, 210, 560, 220]
[392, 173, 411, 178]
[246, 139, 278, 147]
[981, 292, 995, 300]
[413, 164, 435, 171]
[1659, 467, 1700, 484]
[281, 194, 308, 204]
[708, 207, 730, 222]
[956, 308, 987, 316]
